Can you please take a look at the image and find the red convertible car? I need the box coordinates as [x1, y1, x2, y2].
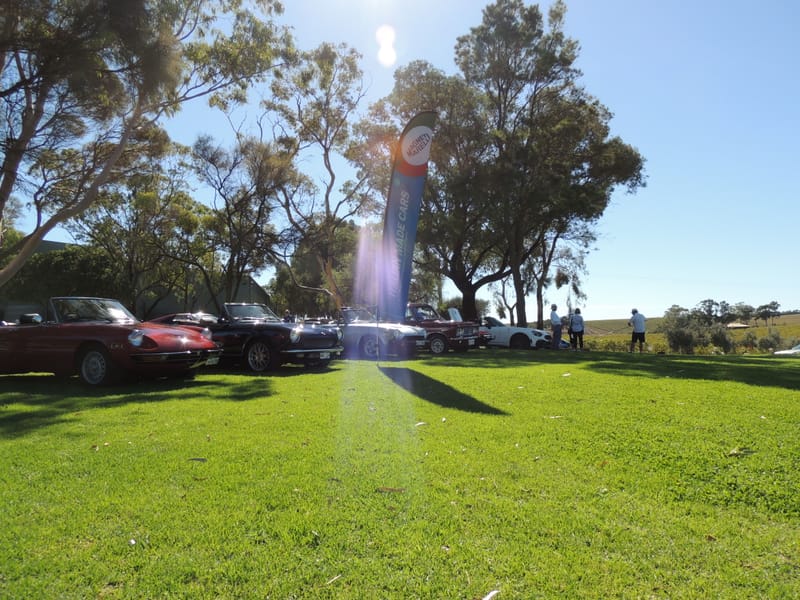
[0, 297, 221, 385]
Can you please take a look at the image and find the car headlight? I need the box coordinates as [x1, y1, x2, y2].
[290, 327, 302, 344]
[337, 327, 343, 341]
[129, 329, 145, 347]
[200, 327, 213, 341]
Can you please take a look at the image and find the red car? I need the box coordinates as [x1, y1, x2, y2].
[405, 303, 479, 354]
[0, 297, 221, 385]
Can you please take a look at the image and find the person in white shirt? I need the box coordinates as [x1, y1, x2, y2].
[569, 308, 585, 350]
[628, 308, 646, 352]
[550, 304, 562, 349]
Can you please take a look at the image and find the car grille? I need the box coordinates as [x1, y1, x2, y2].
[296, 332, 338, 350]
[133, 349, 221, 365]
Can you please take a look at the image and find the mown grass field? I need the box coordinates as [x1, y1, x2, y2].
[1, 349, 799, 599]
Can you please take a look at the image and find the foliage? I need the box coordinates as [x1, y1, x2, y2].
[190, 135, 288, 305]
[0, 0, 293, 287]
[65, 150, 213, 316]
[0, 244, 119, 307]
[2, 352, 799, 598]
[263, 42, 380, 309]
[268, 220, 360, 317]
[661, 300, 790, 354]
[363, 0, 645, 324]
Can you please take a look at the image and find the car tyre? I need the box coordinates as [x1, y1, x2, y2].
[359, 335, 380, 360]
[510, 334, 531, 349]
[428, 334, 448, 355]
[78, 344, 118, 386]
[245, 339, 275, 372]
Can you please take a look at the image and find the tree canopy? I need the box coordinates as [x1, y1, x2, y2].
[363, 0, 645, 323]
[0, 0, 292, 288]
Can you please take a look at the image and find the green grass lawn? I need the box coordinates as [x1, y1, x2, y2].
[2, 350, 799, 599]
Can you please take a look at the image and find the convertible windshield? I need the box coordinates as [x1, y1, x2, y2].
[408, 305, 440, 320]
[342, 308, 375, 324]
[225, 304, 280, 321]
[51, 297, 138, 324]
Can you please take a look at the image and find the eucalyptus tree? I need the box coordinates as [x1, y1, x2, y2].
[268, 219, 359, 318]
[0, 244, 119, 309]
[455, 0, 645, 325]
[0, 0, 293, 288]
[66, 148, 209, 317]
[261, 42, 380, 310]
[190, 134, 292, 305]
[360, 0, 643, 323]
[521, 221, 592, 328]
[360, 61, 509, 320]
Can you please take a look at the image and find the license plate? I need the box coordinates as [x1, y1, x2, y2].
[319, 352, 330, 359]
[416, 340, 426, 347]
[468, 339, 475, 346]
[207, 356, 220, 365]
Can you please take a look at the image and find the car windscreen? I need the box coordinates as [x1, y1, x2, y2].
[52, 298, 137, 324]
[343, 308, 374, 323]
[225, 304, 280, 321]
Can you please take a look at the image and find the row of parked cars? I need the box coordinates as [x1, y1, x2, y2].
[0, 296, 558, 386]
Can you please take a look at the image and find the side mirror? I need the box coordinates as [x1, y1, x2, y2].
[19, 313, 43, 325]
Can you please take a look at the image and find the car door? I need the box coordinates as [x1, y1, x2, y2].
[491, 325, 512, 347]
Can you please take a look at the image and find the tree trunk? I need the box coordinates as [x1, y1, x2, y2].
[460, 287, 478, 321]
[535, 281, 545, 330]
[512, 267, 528, 326]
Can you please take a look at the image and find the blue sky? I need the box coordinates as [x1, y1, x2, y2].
[32, 1, 800, 320]
[181, 0, 800, 319]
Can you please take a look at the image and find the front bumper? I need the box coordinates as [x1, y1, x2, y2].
[131, 348, 222, 369]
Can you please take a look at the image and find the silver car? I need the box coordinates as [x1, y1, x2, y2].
[339, 307, 427, 359]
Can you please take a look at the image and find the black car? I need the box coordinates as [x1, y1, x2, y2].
[151, 303, 343, 371]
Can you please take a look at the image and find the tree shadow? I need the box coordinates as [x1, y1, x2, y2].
[0, 372, 275, 437]
[413, 347, 800, 391]
[377, 366, 508, 415]
[581, 353, 800, 391]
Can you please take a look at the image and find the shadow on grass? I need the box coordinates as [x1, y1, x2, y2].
[0, 369, 284, 437]
[378, 366, 508, 415]
[414, 347, 800, 391]
[574, 352, 800, 391]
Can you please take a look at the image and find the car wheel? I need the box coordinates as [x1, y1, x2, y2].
[359, 335, 380, 359]
[510, 334, 531, 349]
[78, 344, 118, 386]
[245, 339, 275, 372]
[428, 334, 448, 355]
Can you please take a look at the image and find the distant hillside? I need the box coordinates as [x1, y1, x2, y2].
[586, 313, 800, 339]
[584, 317, 663, 337]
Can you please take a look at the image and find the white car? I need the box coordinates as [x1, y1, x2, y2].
[479, 316, 551, 349]
[339, 307, 427, 359]
[774, 344, 800, 356]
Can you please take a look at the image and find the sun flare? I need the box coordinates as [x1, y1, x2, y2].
[375, 24, 397, 67]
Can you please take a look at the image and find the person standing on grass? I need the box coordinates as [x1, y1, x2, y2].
[570, 308, 585, 350]
[550, 304, 562, 349]
[628, 308, 646, 352]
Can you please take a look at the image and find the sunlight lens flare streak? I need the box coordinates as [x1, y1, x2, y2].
[376, 24, 397, 67]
